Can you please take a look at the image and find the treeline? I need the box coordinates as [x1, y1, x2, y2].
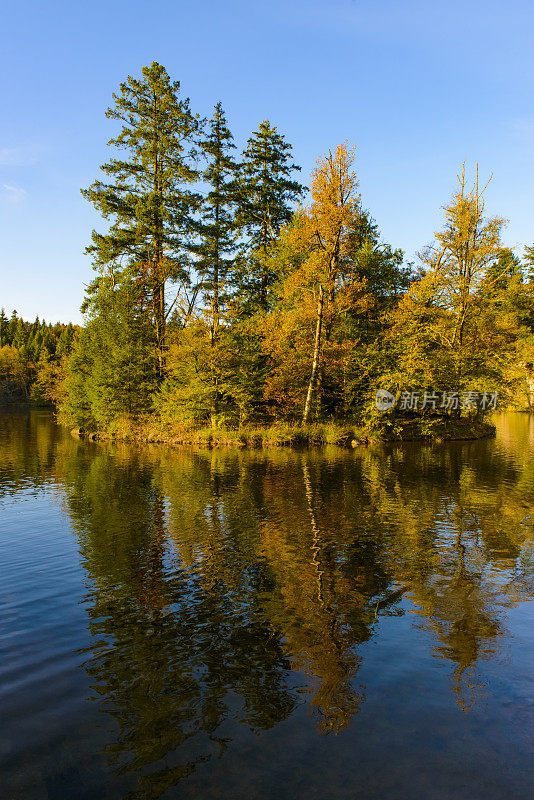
[58, 61, 534, 434]
[0, 310, 77, 404]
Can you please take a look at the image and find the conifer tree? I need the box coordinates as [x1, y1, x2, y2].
[0, 309, 6, 348]
[7, 311, 18, 345]
[13, 318, 26, 350]
[195, 102, 239, 343]
[82, 62, 200, 373]
[56, 324, 75, 358]
[61, 280, 156, 430]
[236, 120, 304, 310]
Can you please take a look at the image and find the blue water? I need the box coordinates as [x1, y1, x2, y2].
[1, 409, 534, 799]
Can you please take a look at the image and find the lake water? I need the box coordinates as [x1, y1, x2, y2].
[1, 410, 534, 799]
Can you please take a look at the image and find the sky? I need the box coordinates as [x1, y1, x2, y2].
[1, 0, 533, 324]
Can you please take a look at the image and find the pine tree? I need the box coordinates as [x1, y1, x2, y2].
[82, 62, 200, 374]
[56, 324, 75, 358]
[0, 309, 6, 348]
[236, 120, 304, 310]
[61, 280, 156, 430]
[161, 103, 242, 425]
[7, 311, 18, 346]
[13, 318, 26, 350]
[195, 102, 239, 344]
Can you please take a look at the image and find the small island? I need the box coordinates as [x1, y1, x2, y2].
[2, 63, 533, 447]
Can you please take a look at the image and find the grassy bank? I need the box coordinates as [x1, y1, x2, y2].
[70, 416, 496, 448]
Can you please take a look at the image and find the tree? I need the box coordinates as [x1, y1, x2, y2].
[157, 104, 242, 427]
[60, 280, 156, 430]
[383, 165, 511, 409]
[279, 144, 361, 423]
[336, 211, 412, 415]
[260, 207, 409, 422]
[299, 145, 362, 422]
[235, 120, 305, 311]
[486, 247, 523, 292]
[257, 148, 412, 423]
[82, 62, 200, 374]
[418, 165, 506, 358]
[0, 309, 6, 348]
[194, 102, 239, 345]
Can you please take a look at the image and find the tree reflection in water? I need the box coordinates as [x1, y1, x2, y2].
[2, 410, 534, 798]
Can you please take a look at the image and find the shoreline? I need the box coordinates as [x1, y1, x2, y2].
[69, 418, 497, 449]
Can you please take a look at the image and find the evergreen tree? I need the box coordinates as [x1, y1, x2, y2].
[56, 324, 75, 358]
[195, 102, 239, 343]
[82, 62, 200, 373]
[0, 309, 6, 348]
[7, 311, 18, 345]
[13, 319, 26, 349]
[163, 103, 242, 424]
[61, 280, 156, 430]
[236, 120, 305, 310]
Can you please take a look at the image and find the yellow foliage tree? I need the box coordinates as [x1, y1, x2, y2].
[267, 144, 362, 422]
[384, 165, 515, 404]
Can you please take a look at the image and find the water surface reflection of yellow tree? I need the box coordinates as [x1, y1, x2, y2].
[4, 411, 534, 796]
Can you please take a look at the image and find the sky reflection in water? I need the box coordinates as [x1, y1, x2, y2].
[1, 410, 534, 799]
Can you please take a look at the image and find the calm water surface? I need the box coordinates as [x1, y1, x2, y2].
[1, 410, 534, 799]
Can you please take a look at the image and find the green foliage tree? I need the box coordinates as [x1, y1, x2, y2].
[194, 102, 239, 344]
[0, 309, 7, 348]
[235, 120, 305, 312]
[60, 281, 156, 430]
[82, 61, 200, 373]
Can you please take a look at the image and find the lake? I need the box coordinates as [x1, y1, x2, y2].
[1, 409, 534, 799]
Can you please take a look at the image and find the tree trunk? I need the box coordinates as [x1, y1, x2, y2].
[302, 285, 324, 425]
[211, 202, 220, 346]
[316, 367, 323, 418]
[152, 89, 166, 379]
[153, 279, 166, 377]
[210, 154, 221, 422]
[260, 214, 268, 309]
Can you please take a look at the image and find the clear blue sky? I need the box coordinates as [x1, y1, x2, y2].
[1, 0, 533, 324]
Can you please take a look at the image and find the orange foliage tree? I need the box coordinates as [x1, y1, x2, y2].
[262, 144, 364, 421]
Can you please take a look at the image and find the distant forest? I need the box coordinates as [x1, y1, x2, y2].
[5, 62, 534, 432]
[0, 310, 77, 404]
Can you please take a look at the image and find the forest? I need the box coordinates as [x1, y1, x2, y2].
[0, 310, 77, 405]
[6, 62, 534, 440]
